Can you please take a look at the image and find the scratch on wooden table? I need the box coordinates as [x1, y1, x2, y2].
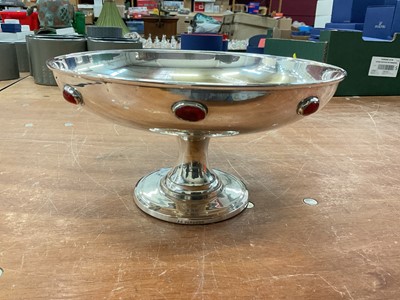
[19, 254, 25, 270]
[70, 132, 87, 166]
[150, 241, 162, 276]
[107, 263, 126, 299]
[246, 131, 272, 144]
[271, 273, 345, 298]
[367, 111, 378, 130]
[113, 124, 120, 136]
[69, 130, 131, 211]
[344, 285, 355, 300]
[305, 227, 316, 242]
[192, 227, 207, 300]
[30, 199, 51, 220]
[139, 137, 150, 155]
[316, 274, 346, 298]
[226, 159, 248, 185]
[257, 181, 278, 198]
[152, 288, 168, 300]
[210, 263, 218, 289]
[93, 226, 105, 242]
[273, 162, 306, 201]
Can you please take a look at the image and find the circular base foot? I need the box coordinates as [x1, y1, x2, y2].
[134, 168, 249, 224]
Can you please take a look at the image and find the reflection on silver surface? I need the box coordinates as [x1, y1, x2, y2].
[48, 49, 346, 224]
[49, 50, 344, 88]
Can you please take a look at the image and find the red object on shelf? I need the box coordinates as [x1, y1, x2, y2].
[136, 0, 158, 10]
[194, 2, 205, 12]
[0, 11, 40, 31]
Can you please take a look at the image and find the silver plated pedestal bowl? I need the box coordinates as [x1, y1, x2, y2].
[47, 49, 346, 224]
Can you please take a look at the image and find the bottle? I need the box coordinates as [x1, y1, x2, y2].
[161, 34, 168, 48]
[185, 16, 192, 34]
[154, 36, 161, 48]
[170, 35, 177, 49]
[187, 24, 193, 34]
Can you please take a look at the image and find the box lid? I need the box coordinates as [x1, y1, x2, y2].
[363, 6, 395, 40]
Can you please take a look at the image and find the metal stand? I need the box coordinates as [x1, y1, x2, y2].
[134, 135, 249, 224]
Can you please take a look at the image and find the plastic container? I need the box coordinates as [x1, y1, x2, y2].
[86, 26, 123, 38]
[126, 20, 144, 34]
[1, 23, 22, 33]
[0, 11, 39, 31]
[87, 37, 143, 51]
[15, 41, 30, 72]
[26, 35, 87, 85]
[72, 11, 86, 35]
[180, 33, 224, 51]
[0, 42, 19, 81]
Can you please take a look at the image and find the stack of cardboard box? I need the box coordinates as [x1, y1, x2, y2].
[262, 0, 400, 96]
[220, 13, 292, 40]
[326, 0, 400, 41]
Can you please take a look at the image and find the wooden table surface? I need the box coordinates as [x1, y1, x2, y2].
[0, 76, 399, 299]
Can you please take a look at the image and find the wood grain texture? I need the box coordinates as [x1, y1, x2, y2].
[0, 73, 28, 91]
[0, 77, 399, 299]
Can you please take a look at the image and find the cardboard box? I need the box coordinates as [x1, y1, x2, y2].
[221, 13, 278, 28]
[363, 6, 395, 40]
[390, 0, 400, 35]
[331, 0, 386, 23]
[278, 17, 292, 30]
[80, 9, 94, 25]
[220, 24, 278, 40]
[221, 13, 278, 40]
[320, 30, 400, 96]
[236, 13, 278, 28]
[176, 15, 193, 34]
[263, 38, 328, 62]
[279, 29, 292, 39]
[221, 13, 234, 24]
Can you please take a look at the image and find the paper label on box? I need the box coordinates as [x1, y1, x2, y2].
[368, 56, 400, 78]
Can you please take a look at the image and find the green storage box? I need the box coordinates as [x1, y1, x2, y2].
[320, 30, 400, 96]
[263, 38, 328, 62]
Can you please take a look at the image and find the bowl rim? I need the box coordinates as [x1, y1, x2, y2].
[47, 49, 347, 90]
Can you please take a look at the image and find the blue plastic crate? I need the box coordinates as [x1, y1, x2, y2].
[126, 20, 144, 34]
[1, 23, 22, 33]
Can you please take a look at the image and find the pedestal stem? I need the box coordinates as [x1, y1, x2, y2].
[161, 135, 221, 201]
